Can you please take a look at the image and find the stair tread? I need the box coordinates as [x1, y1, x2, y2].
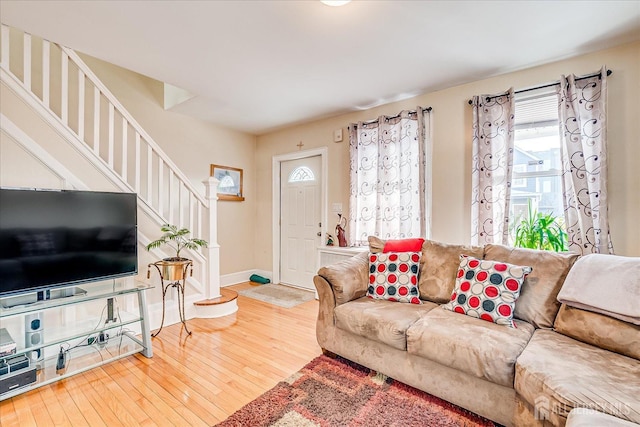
[194, 288, 238, 306]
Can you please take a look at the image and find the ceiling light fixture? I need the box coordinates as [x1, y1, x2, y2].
[320, 0, 351, 6]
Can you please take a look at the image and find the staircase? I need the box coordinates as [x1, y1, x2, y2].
[0, 24, 235, 320]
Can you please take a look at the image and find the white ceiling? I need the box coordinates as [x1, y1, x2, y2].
[1, 1, 639, 135]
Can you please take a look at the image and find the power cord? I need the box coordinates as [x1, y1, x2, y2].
[56, 299, 115, 373]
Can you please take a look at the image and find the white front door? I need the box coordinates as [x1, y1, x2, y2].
[280, 155, 322, 290]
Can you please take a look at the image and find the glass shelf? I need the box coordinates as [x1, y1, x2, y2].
[0, 332, 144, 401]
[0, 279, 153, 401]
[0, 280, 152, 318]
[10, 311, 143, 359]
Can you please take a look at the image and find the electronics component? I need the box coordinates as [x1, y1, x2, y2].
[106, 298, 117, 323]
[5, 354, 29, 372]
[56, 347, 67, 374]
[0, 328, 16, 357]
[25, 313, 44, 369]
[0, 367, 37, 395]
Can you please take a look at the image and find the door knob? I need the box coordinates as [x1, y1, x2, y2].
[317, 232, 322, 237]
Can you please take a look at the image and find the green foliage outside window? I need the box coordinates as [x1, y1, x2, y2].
[513, 201, 568, 252]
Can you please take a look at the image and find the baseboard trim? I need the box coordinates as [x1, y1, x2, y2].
[220, 269, 273, 287]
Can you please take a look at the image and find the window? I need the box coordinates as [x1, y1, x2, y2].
[288, 166, 315, 183]
[509, 89, 565, 243]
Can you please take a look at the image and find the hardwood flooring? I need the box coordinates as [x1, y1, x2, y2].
[0, 283, 322, 426]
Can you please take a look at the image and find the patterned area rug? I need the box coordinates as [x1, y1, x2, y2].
[238, 284, 315, 308]
[216, 355, 497, 427]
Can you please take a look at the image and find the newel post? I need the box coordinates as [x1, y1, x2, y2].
[203, 177, 221, 300]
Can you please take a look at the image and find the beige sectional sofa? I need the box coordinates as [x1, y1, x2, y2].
[313, 238, 640, 427]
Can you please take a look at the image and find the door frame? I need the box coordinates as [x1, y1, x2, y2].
[272, 147, 328, 286]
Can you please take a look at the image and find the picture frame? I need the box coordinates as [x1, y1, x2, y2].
[210, 164, 245, 201]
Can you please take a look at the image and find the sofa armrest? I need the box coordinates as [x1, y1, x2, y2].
[317, 251, 369, 306]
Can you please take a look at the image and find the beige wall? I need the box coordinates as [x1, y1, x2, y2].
[72, 55, 259, 276]
[1, 39, 258, 275]
[256, 41, 640, 270]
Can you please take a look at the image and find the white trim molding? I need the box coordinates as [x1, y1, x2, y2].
[220, 269, 273, 287]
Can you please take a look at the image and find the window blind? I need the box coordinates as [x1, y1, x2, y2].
[515, 89, 558, 128]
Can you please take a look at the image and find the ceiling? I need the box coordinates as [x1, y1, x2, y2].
[1, 1, 639, 135]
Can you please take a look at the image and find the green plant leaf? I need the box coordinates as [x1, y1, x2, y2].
[513, 200, 568, 252]
[145, 224, 208, 257]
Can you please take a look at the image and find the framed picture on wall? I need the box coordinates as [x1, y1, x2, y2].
[210, 164, 245, 201]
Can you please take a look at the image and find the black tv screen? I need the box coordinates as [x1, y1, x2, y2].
[0, 188, 138, 297]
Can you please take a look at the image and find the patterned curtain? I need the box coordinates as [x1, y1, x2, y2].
[558, 66, 613, 254]
[471, 89, 515, 246]
[348, 107, 431, 246]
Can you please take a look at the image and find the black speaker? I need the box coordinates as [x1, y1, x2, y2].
[24, 313, 44, 370]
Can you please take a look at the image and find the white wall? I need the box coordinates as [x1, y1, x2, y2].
[256, 41, 640, 271]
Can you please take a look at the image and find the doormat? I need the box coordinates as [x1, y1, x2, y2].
[216, 354, 497, 427]
[238, 283, 315, 308]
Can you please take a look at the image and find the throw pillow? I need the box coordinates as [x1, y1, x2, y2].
[383, 238, 426, 253]
[367, 251, 421, 304]
[443, 255, 532, 328]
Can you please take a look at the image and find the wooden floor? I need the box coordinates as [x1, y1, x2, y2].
[0, 283, 322, 426]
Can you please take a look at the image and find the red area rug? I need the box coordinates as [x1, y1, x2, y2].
[217, 355, 496, 427]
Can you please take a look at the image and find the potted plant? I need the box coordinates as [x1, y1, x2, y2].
[513, 201, 568, 252]
[146, 224, 208, 280]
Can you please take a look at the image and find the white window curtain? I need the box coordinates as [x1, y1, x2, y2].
[348, 107, 431, 246]
[471, 89, 515, 246]
[558, 66, 613, 254]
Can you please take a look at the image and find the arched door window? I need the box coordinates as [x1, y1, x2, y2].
[288, 166, 315, 183]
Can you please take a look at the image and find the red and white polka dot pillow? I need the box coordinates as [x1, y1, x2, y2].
[367, 252, 421, 304]
[443, 255, 532, 327]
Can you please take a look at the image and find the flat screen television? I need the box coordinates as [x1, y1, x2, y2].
[0, 188, 138, 297]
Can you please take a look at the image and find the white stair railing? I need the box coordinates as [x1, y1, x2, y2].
[0, 24, 207, 242]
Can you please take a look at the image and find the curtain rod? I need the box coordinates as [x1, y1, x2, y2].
[358, 107, 433, 126]
[467, 69, 612, 105]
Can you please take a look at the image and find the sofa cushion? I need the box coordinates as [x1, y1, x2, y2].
[334, 297, 437, 350]
[516, 330, 640, 425]
[419, 240, 485, 304]
[443, 255, 531, 328]
[368, 235, 386, 253]
[554, 304, 640, 361]
[318, 252, 369, 306]
[407, 307, 535, 387]
[566, 409, 640, 427]
[367, 251, 421, 304]
[484, 244, 579, 329]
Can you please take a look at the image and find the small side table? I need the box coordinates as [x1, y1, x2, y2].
[147, 259, 193, 337]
